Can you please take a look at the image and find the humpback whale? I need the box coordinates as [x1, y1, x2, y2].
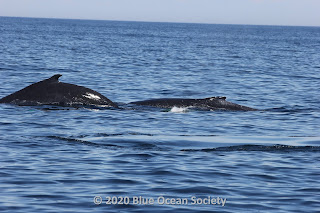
[0, 75, 257, 111]
[130, 97, 257, 111]
[0, 74, 118, 107]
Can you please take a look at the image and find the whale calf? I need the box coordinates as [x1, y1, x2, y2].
[0, 74, 118, 107]
[130, 97, 257, 111]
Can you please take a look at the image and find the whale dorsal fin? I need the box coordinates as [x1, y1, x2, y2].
[47, 74, 62, 82]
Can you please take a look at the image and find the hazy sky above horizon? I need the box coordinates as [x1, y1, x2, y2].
[0, 0, 319, 26]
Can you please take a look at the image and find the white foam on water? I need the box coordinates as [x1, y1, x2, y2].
[170, 106, 189, 113]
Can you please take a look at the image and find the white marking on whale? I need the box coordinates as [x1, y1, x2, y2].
[83, 93, 101, 100]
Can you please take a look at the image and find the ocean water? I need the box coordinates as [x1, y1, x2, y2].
[0, 17, 319, 212]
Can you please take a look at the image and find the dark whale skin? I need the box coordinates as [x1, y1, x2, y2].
[130, 97, 257, 111]
[0, 74, 118, 107]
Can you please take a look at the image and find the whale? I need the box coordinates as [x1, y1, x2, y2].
[0, 75, 257, 111]
[0, 74, 118, 107]
[130, 96, 257, 111]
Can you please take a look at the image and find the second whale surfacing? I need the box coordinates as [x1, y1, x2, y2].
[0, 74, 118, 108]
[130, 97, 257, 111]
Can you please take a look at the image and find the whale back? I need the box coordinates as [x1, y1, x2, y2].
[200, 96, 257, 111]
[0, 74, 118, 107]
[130, 96, 257, 111]
[130, 98, 199, 108]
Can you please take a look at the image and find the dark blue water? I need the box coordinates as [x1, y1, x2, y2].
[0, 17, 320, 213]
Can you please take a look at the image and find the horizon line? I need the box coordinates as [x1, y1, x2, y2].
[1, 15, 320, 28]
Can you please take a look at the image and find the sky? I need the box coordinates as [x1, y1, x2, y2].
[0, 0, 319, 26]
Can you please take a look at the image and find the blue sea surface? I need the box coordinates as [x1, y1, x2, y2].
[0, 17, 319, 212]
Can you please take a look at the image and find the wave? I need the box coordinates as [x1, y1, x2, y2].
[181, 144, 320, 152]
[44, 133, 320, 152]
